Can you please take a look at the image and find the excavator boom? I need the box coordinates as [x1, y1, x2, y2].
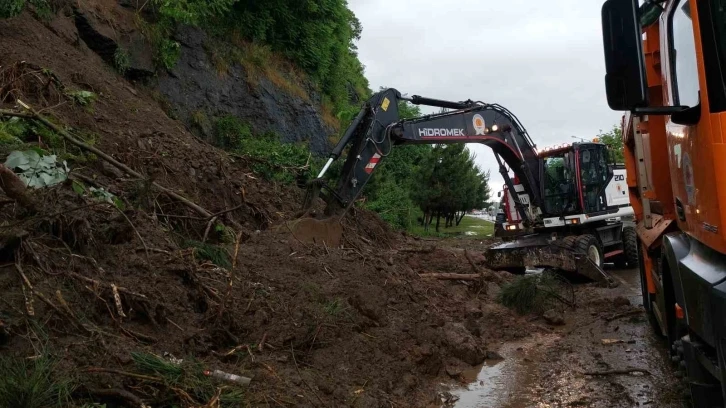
[302, 89, 633, 287]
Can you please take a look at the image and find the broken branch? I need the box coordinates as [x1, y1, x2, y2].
[418, 272, 481, 281]
[583, 368, 650, 376]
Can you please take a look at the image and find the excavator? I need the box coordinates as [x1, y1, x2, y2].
[601, 0, 726, 405]
[302, 89, 635, 286]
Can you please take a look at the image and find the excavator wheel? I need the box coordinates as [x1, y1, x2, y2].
[622, 226, 639, 267]
[574, 234, 604, 269]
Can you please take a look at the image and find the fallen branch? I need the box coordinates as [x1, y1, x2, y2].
[202, 216, 217, 243]
[465, 249, 505, 284]
[67, 272, 148, 299]
[114, 205, 150, 264]
[111, 284, 127, 318]
[419, 272, 481, 281]
[399, 246, 436, 254]
[86, 388, 148, 408]
[85, 367, 163, 383]
[16, 263, 91, 333]
[0, 163, 34, 210]
[604, 308, 643, 322]
[583, 368, 650, 376]
[0, 105, 213, 218]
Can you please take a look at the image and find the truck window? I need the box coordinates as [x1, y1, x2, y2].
[671, 0, 700, 107]
[699, 0, 726, 112]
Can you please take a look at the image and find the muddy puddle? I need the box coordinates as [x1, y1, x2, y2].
[442, 334, 559, 408]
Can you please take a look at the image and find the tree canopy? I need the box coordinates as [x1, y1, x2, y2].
[597, 125, 624, 163]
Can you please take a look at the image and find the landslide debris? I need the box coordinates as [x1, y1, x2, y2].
[0, 8, 539, 408]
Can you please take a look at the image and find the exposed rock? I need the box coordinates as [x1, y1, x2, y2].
[543, 309, 566, 325]
[443, 322, 485, 366]
[158, 26, 336, 155]
[612, 296, 631, 307]
[486, 350, 505, 360]
[73, 8, 155, 79]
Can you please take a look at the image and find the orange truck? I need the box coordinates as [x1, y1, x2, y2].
[601, 0, 726, 404]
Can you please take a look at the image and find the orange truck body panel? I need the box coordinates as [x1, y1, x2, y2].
[624, 0, 726, 259]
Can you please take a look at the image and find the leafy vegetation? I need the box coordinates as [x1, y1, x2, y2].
[0, 353, 75, 408]
[214, 115, 320, 183]
[4, 150, 69, 188]
[597, 125, 624, 163]
[137, 0, 369, 118]
[184, 239, 231, 268]
[113, 48, 131, 75]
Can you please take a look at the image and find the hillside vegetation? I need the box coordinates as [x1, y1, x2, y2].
[1, 0, 490, 236]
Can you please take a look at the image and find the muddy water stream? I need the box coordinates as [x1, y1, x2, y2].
[448, 334, 558, 408]
[441, 266, 688, 408]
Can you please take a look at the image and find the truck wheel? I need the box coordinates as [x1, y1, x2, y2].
[623, 226, 639, 267]
[575, 234, 604, 268]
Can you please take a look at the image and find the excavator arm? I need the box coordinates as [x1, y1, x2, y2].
[305, 88, 543, 225]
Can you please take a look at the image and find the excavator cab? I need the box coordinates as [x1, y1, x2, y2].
[540, 142, 614, 218]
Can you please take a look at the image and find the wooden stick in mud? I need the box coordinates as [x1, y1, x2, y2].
[0, 105, 213, 219]
[419, 272, 482, 281]
[583, 368, 650, 376]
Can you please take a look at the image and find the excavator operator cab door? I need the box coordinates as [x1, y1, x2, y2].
[575, 144, 613, 215]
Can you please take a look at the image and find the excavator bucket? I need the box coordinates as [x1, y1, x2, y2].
[484, 235, 618, 288]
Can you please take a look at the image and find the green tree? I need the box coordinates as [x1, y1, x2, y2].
[597, 125, 624, 163]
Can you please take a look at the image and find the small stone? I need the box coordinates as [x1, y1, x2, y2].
[543, 309, 566, 325]
[445, 365, 463, 377]
[612, 296, 631, 306]
[486, 350, 504, 360]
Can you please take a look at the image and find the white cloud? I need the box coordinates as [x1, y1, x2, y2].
[349, 0, 623, 199]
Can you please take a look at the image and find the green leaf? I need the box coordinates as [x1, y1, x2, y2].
[4, 150, 31, 169]
[72, 180, 87, 195]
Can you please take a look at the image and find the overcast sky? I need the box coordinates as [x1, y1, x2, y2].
[348, 0, 623, 201]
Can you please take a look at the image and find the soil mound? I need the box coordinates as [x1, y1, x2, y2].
[0, 9, 538, 408]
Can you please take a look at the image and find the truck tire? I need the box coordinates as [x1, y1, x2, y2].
[623, 226, 639, 267]
[575, 234, 604, 268]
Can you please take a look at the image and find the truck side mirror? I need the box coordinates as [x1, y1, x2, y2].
[497, 191, 502, 198]
[601, 0, 648, 111]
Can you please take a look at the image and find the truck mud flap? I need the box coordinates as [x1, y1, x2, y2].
[484, 236, 618, 288]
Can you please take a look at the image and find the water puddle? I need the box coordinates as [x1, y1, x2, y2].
[441, 334, 559, 408]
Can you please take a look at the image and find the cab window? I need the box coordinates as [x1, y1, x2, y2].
[670, 0, 700, 107]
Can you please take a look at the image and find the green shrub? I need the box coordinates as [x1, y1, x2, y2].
[113, 48, 130, 75]
[158, 38, 181, 70]
[213, 115, 253, 149]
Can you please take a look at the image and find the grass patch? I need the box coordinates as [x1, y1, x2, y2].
[408, 215, 494, 238]
[184, 240, 231, 268]
[0, 353, 75, 408]
[131, 352, 245, 405]
[226, 35, 311, 103]
[213, 115, 320, 184]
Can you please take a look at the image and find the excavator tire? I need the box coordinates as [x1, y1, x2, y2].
[623, 226, 639, 267]
[574, 234, 604, 269]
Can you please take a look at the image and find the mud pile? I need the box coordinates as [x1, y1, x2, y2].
[0, 10, 538, 408]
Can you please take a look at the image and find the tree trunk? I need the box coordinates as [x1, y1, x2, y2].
[456, 211, 466, 226]
[435, 212, 441, 232]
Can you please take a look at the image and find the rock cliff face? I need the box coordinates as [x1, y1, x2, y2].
[158, 27, 335, 155]
[68, 2, 336, 155]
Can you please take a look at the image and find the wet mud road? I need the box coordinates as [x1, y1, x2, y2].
[446, 266, 690, 408]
